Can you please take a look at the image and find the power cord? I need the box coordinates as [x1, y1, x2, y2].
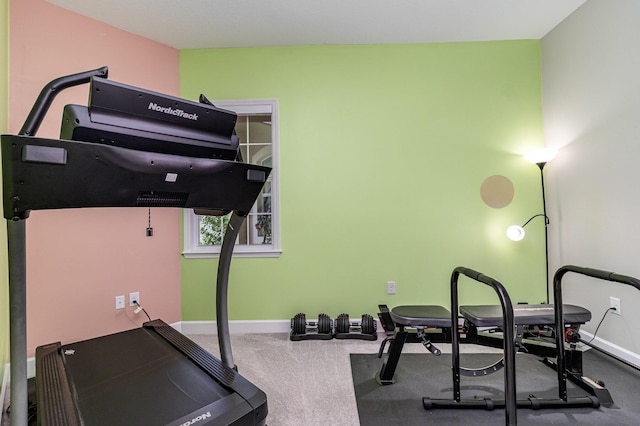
[5, 402, 37, 425]
[586, 307, 616, 344]
[133, 300, 152, 321]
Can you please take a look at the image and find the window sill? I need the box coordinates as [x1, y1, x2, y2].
[182, 247, 282, 259]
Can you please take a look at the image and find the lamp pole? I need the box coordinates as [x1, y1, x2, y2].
[537, 162, 550, 303]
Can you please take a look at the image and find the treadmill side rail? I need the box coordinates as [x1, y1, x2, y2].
[35, 343, 81, 426]
[146, 319, 269, 416]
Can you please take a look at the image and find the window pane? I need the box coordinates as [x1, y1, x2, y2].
[198, 215, 229, 246]
[251, 213, 272, 245]
[235, 116, 248, 142]
[237, 217, 248, 245]
[188, 100, 278, 255]
[239, 145, 249, 163]
[247, 115, 272, 143]
[197, 130, 272, 247]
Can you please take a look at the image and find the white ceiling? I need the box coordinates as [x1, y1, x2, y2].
[46, 0, 587, 50]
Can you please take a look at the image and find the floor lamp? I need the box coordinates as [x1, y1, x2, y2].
[507, 148, 557, 303]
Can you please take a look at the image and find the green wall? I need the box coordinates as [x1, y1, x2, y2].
[180, 40, 547, 321]
[1, 0, 9, 383]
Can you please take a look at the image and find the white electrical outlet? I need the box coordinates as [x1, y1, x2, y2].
[115, 295, 125, 310]
[387, 281, 396, 295]
[610, 297, 621, 316]
[130, 291, 140, 307]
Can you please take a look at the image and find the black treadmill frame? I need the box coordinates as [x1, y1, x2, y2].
[4, 67, 270, 426]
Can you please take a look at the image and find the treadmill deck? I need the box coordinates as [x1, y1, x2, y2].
[36, 320, 267, 426]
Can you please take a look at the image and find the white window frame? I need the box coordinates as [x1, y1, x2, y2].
[182, 99, 281, 259]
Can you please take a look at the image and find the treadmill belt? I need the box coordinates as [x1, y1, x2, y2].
[60, 327, 232, 426]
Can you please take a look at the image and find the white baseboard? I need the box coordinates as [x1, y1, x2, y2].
[177, 318, 385, 336]
[178, 319, 291, 335]
[580, 331, 640, 368]
[4, 359, 36, 382]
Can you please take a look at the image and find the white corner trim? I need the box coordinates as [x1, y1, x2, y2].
[1, 364, 9, 413]
[178, 320, 292, 335]
[580, 331, 640, 368]
[27, 358, 36, 379]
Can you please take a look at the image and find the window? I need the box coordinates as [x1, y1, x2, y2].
[183, 99, 280, 258]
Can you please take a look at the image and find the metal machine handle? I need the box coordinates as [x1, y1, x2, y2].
[19, 66, 108, 136]
[552, 265, 640, 401]
[450, 266, 517, 426]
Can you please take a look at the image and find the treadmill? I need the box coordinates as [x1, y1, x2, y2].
[3, 67, 270, 426]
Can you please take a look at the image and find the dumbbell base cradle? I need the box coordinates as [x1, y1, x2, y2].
[290, 331, 334, 341]
[334, 332, 377, 341]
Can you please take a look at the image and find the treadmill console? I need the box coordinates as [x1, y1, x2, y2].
[60, 77, 240, 160]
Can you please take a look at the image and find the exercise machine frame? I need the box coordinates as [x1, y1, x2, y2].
[422, 266, 518, 425]
[423, 265, 640, 425]
[548, 265, 640, 405]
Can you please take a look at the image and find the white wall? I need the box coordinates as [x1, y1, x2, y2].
[542, 0, 640, 366]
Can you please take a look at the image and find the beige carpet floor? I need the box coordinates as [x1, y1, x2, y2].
[188, 332, 502, 426]
[1, 332, 501, 426]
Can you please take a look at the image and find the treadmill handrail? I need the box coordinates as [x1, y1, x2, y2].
[217, 212, 246, 369]
[552, 264, 640, 401]
[19, 67, 109, 137]
[450, 266, 517, 426]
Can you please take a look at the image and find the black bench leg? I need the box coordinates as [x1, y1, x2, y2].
[376, 329, 408, 385]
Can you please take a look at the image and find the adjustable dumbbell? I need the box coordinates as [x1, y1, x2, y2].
[334, 313, 377, 340]
[290, 313, 334, 340]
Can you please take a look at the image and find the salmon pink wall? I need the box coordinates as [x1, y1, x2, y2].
[9, 0, 181, 356]
[1, 0, 9, 384]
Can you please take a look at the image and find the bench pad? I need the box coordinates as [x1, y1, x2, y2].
[390, 305, 452, 328]
[459, 304, 591, 327]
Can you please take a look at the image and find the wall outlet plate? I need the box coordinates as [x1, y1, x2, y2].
[610, 296, 621, 316]
[387, 281, 396, 295]
[115, 295, 125, 310]
[129, 291, 140, 307]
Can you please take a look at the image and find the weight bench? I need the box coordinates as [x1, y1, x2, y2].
[424, 265, 640, 426]
[375, 302, 591, 386]
[376, 266, 640, 425]
[375, 305, 452, 385]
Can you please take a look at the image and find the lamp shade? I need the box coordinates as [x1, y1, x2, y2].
[506, 225, 525, 241]
[524, 148, 557, 165]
